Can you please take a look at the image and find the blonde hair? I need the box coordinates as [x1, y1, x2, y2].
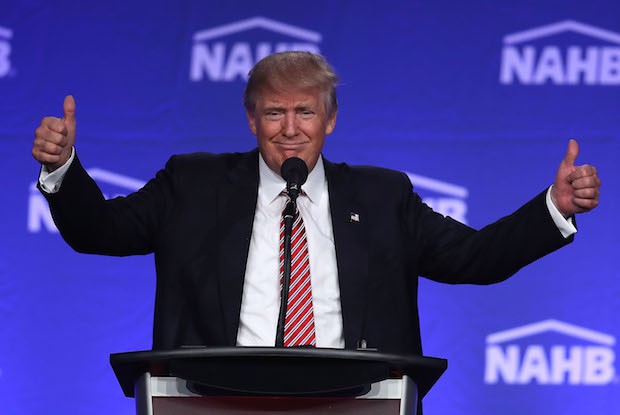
[244, 51, 339, 116]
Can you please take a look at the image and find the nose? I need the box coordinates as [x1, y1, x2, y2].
[281, 112, 298, 138]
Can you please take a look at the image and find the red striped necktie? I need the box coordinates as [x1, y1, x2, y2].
[279, 206, 316, 347]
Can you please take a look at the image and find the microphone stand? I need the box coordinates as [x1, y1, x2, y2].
[275, 195, 297, 348]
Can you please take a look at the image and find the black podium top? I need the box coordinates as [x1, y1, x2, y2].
[110, 347, 447, 399]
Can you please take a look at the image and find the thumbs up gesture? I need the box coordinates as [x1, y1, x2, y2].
[550, 139, 601, 217]
[32, 95, 77, 172]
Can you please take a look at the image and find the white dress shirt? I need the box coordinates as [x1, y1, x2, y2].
[236, 155, 345, 348]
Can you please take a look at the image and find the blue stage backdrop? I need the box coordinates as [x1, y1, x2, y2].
[1, 1, 618, 414]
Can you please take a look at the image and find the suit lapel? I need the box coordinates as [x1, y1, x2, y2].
[324, 158, 369, 349]
[216, 149, 259, 345]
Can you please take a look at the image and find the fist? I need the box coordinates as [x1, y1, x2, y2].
[32, 95, 76, 172]
[551, 139, 601, 217]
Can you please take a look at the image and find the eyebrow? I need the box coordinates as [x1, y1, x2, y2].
[263, 102, 317, 111]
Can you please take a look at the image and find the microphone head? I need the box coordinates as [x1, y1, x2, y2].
[281, 157, 309, 187]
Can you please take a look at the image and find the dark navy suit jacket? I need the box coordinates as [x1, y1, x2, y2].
[43, 148, 572, 354]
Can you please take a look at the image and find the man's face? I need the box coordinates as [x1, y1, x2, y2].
[246, 87, 336, 175]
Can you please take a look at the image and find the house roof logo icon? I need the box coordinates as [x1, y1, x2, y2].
[406, 172, 468, 198]
[86, 168, 146, 191]
[486, 319, 615, 346]
[30, 168, 145, 194]
[193, 16, 322, 43]
[504, 20, 620, 45]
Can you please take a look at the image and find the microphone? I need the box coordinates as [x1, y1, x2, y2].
[280, 157, 308, 202]
[275, 157, 308, 347]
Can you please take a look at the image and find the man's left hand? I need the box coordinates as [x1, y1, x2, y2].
[551, 139, 601, 217]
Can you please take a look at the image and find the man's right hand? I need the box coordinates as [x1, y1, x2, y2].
[32, 95, 76, 172]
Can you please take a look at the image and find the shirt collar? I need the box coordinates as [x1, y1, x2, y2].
[258, 153, 326, 206]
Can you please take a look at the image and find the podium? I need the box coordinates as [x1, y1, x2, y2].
[110, 347, 447, 415]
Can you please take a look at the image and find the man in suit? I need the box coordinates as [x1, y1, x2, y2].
[32, 52, 600, 355]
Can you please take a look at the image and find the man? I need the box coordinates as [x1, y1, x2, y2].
[32, 52, 600, 355]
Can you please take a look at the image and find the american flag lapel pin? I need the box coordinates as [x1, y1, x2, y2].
[350, 212, 360, 223]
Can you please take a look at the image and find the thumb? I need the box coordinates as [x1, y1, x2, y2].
[62, 95, 76, 148]
[563, 138, 579, 166]
[63, 95, 76, 126]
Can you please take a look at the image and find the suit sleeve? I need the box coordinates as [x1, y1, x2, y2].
[401, 173, 574, 284]
[40, 153, 176, 256]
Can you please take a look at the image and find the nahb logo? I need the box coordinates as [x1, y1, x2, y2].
[0, 25, 13, 78]
[500, 20, 620, 85]
[406, 173, 469, 224]
[485, 319, 616, 385]
[190, 16, 322, 82]
[28, 168, 146, 233]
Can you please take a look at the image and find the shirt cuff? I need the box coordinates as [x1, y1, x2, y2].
[545, 185, 577, 238]
[38, 147, 76, 194]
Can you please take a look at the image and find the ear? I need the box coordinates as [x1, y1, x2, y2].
[246, 109, 257, 136]
[325, 111, 337, 135]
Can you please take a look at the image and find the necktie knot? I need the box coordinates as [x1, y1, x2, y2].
[282, 188, 305, 199]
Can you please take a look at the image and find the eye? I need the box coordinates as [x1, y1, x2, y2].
[265, 111, 283, 120]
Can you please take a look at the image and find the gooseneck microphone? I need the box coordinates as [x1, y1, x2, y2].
[280, 157, 308, 202]
[276, 157, 309, 347]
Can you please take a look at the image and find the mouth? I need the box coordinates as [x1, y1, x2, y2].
[274, 142, 308, 150]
